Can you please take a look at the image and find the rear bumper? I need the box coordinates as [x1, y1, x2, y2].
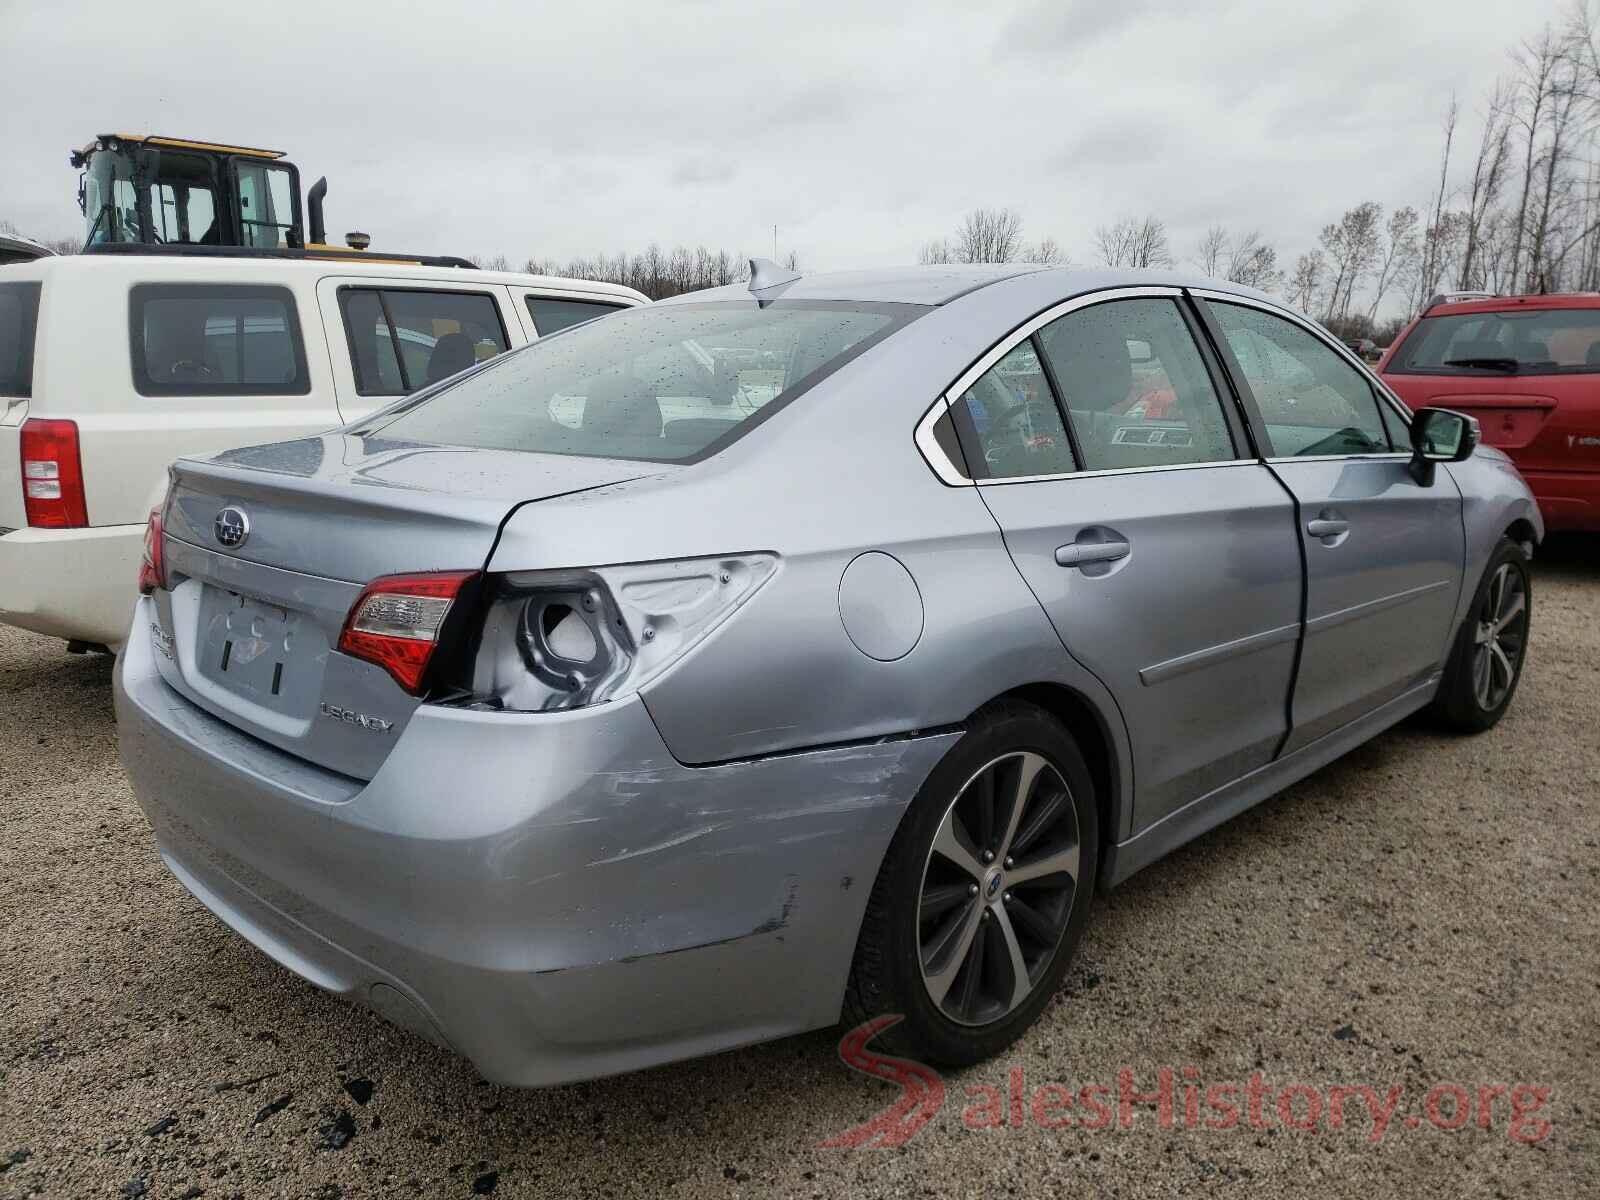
[0, 523, 143, 646]
[1520, 468, 1600, 532]
[114, 604, 956, 1087]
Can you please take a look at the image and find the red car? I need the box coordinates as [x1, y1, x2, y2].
[1380, 292, 1600, 532]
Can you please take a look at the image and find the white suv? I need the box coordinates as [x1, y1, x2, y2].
[0, 252, 645, 650]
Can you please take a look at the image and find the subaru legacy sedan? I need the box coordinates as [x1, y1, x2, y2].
[116, 264, 1540, 1085]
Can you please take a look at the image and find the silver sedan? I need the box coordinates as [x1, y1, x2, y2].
[116, 263, 1540, 1084]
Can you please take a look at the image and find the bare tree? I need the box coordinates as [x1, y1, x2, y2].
[1367, 207, 1420, 320]
[1021, 236, 1066, 266]
[1507, 27, 1565, 288]
[1223, 230, 1282, 290]
[1095, 215, 1173, 268]
[1288, 250, 1326, 312]
[1457, 82, 1514, 288]
[1319, 202, 1384, 320]
[1194, 225, 1230, 276]
[952, 208, 1025, 263]
[919, 238, 957, 265]
[1418, 94, 1459, 306]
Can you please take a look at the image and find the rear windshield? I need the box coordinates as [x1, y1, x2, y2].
[356, 300, 918, 463]
[1389, 307, 1600, 375]
[0, 281, 42, 397]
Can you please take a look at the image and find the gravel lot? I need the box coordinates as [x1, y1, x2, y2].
[2, 538, 1597, 1199]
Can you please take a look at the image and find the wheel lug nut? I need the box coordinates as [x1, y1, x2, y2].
[982, 850, 995, 863]
[980, 910, 991, 921]
[1003, 891, 1012, 903]
[968, 883, 978, 896]
[1004, 856, 1014, 869]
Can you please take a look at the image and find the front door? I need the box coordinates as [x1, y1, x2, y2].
[1199, 296, 1465, 753]
[949, 291, 1303, 828]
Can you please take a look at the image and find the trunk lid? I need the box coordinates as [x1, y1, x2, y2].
[154, 433, 662, 778]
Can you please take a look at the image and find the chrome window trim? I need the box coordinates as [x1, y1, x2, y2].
[913, 285, 1190, 486]
[1187, 288, 1415, 427]
[914, 398, 971, 486]
[943, 285, 1184, 404]
[977, 458, 1260, 487]
[1264, 452, 1411, 465]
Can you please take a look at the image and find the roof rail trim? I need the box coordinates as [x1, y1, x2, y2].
[82, 243, 478, 269]
[1421, 289, 1496, 315]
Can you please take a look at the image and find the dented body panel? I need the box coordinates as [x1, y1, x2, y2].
[117, 613, 957, 1086]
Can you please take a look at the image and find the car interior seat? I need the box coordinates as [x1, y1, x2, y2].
[425, 332, 478, 385]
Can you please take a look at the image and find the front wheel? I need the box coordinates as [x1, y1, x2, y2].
[843, 702, 1099, 1067]
[1431, 537, 1532, 732]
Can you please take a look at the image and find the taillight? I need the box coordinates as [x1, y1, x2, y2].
[337, 570, 478, 695]
[137, 509, 166, 595]
[20, 418, 88, 528]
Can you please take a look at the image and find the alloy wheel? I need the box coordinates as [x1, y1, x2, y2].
[1471, 562, 1528, 712]
[916, 751, 1080, 1027]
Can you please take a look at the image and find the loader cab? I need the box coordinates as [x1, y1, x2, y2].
[73, 135, 303, 251]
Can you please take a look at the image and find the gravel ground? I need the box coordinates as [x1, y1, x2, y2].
[2, 538, 1597, 1200]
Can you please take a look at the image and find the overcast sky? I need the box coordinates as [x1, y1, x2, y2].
[0, 0, 1571, 296]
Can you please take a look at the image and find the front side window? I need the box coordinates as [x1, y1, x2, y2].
[526, 296, 627, 335]
[948, 342, 1076, 479]
[0, 282, 42, 397]
[1388, 307, 1600, 376]
[1037, 298, 1236, 470]
[1209, 302, 1393, 456]
[357, 300, 914, 464]
[130, 285, 308, 396]
[339, 289, 510, 396]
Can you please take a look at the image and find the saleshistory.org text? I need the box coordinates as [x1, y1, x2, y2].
[820, 1016, 1555, 1149]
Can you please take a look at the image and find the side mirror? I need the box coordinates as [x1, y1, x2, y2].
[1408, 407, 1479, 485]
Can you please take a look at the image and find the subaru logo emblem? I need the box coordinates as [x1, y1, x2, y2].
[214, 506, 250, 549]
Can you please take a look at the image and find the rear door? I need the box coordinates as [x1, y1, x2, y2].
[315, 277, 521, 424]
[954, 289, 1303, 829]
[1197, 294, 1464, 753]
[80, 281, 339, 526]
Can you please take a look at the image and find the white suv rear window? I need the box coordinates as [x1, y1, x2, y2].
[0, 281, 41, 397]
[130, 284, 310, 396]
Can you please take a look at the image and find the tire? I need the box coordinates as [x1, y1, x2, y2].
[843, 701, 1099, 1067]
[1430, 536, 1533, 732]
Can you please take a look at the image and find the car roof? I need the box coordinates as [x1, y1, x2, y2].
[3, 251, 648, 302]
[655, 264, 1275, 307]
[1428, 292, 1600, 317]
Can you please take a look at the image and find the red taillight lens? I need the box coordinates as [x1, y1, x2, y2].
[20, 418, 88, 529]
[137, 509, 166, 595]
[337, 570, 478, 695]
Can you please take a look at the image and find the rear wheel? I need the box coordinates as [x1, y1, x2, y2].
[844, 702, 1098, 1066]
[1431, 537, 1532, 732]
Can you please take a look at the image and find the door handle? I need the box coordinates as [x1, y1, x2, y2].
[1306, 518, 1349, 538]
[1055, 540, 1130, 567]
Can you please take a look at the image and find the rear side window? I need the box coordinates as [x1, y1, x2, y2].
[526, 295, 627, 336]
[340, 288, 509, 396]
[1208, 302, 1393, 457]
[1037, 298, 1237, 471]
[131, 284, 309, 396]
[0, 281, 41, 397]
[1389, 307, 1600, 375]
[948, 341, 1077, 479]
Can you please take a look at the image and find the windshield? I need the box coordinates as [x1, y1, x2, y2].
[84, 148, 222, 247]
[356, 300, 919, 463]
[1389, 307, 1600, 375]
